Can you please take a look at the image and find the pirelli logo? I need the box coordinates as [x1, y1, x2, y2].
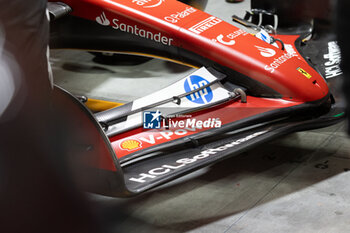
[297, 67, 312, 79]
[188, 16, 222, 34]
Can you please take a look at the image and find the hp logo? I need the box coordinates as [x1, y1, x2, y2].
[184, 75, 213, 104]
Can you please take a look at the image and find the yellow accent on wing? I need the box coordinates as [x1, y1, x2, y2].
[85, 98, 123, 112]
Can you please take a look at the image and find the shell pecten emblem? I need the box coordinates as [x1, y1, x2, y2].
[120, 139, 142, 151]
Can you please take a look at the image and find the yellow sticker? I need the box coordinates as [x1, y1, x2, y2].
[120, 139, 142, 151]
[297, 67, 312, 79]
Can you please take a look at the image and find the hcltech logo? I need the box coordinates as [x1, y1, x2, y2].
[184, 75, 213, 104]
[129, 131, 267, 183]
[324, 41, 343, 79]
[143, 110, 162, 129]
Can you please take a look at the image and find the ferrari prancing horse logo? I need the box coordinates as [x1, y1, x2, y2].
[297, 67, 312, 79]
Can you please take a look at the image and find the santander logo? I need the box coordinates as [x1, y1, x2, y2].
[144, 0, 165, 8]
[132, 0, 165, 8]
[96, 12, 110, 26]
[255, 46, 276, 58]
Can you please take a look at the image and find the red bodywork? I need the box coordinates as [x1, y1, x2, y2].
[110, 97, 300, 159]
[49, 0, 330, 172]
[52, 0, 328, 101]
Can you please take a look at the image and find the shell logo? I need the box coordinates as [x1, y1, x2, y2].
[119, 139, 142, 151]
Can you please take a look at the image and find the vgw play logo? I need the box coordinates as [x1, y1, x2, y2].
[184, 75, 213, 104]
